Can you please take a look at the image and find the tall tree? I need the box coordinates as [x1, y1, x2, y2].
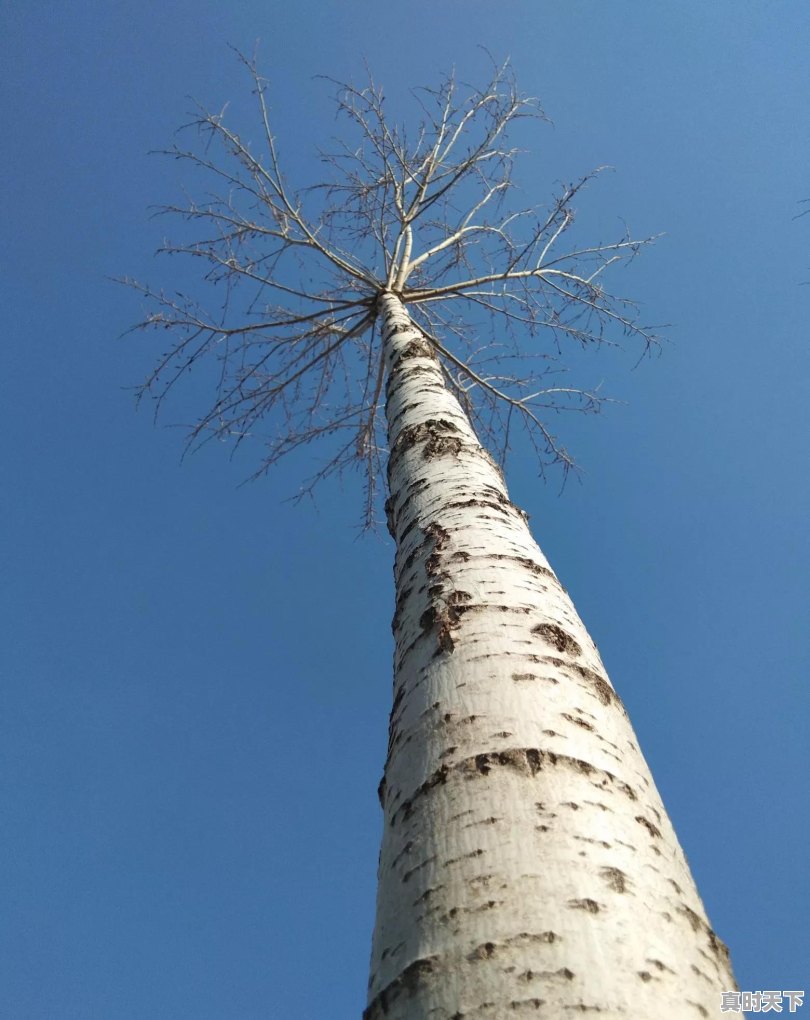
[127, 55, 737, 1018]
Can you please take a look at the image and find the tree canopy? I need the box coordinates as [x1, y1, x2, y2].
[126, 53, 658, 523]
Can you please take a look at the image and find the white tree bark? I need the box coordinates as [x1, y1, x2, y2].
[366, 292, 735, 1019]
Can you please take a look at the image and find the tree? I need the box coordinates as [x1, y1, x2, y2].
[127, 54, 737, 1018]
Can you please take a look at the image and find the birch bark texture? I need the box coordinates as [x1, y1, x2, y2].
[367, 293, 735, 1019]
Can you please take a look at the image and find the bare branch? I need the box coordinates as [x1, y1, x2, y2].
[125, 51, 660, 526]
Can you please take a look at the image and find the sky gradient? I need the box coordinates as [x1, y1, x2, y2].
[2, 2, 809, 1016]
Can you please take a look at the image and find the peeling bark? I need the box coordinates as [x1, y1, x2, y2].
[367, 293, 735, 1018]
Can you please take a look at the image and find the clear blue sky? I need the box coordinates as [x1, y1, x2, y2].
[2, 2, 808, 1017]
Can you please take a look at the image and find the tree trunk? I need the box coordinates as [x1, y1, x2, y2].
[365, 292, 735, 1019]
